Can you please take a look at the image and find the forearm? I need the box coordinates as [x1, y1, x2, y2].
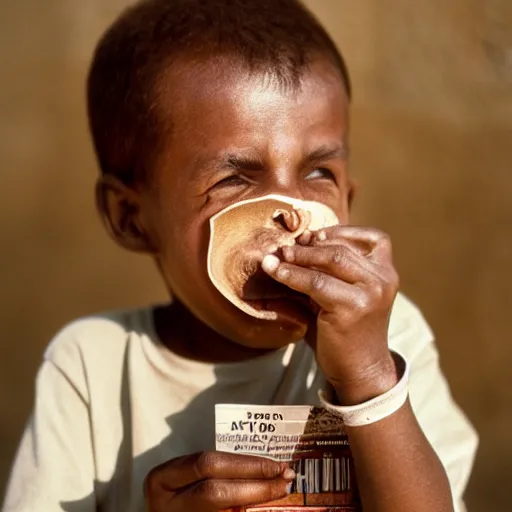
[334, 371, 454, 512]
[265, 227, 459, 510]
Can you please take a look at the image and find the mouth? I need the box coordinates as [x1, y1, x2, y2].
[239, 267, 313, 323]
[245, 292, 313, 324]
[208, 194, 340, 322]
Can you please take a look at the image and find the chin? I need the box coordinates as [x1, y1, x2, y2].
[227, 306, 310, 350]
[192, 290, 312, 351]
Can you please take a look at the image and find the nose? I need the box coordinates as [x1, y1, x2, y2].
[262, 166, 305, 202]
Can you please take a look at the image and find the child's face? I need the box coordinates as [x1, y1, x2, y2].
[136, 57, 351, 349]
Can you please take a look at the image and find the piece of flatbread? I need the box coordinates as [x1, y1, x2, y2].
[207, 194, 339, 320]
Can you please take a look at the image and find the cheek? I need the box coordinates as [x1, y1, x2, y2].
[334, 182, 352, 223]
[147, 196, 210, 288]
[158, 223, 216, 309]
[166, 217, 210, 275]
[310, 187, 350, 225]
[337, 198, 351, 224]
[150, 186, 206, 258]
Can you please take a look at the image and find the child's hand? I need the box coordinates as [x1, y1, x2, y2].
[144, 451, 294, 511]
[262, 225, 399, 405]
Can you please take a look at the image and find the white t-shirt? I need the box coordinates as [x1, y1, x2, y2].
[2, 293, 478, 512]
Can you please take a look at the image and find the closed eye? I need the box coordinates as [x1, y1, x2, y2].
[305, 168, 337, 182]
[213, 174, 250, 188]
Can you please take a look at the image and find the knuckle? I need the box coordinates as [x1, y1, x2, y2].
[374, 270, 399, 301]
[353, 290, 371, 313]
[194, 451, 216, 480]
[310, 273, 327, 292]
[259, 458, 280, 479]
[330, 247, 345, 265]
[376, 230, 392, 248]
[389, 268, 400, 289]
[276, 265, 291, 280]
[198, 479, 229, 505]
[371, 281, 385, 301]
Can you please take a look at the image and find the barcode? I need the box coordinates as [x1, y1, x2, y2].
[291, 457, 351, 494]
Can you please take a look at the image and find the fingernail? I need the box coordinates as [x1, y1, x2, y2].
[286, 482, 294, 494]
[283, 467, 296, 480]
[261, 254, 280, 273]
[317, 230, 327, 241]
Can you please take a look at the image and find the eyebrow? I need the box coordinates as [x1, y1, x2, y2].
[223, 153, 265, 172]
[300, 143, 349, 167]
[195, 143, 348, 179]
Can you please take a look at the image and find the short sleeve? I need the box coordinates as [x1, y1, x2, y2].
[2, 360, 96, 512]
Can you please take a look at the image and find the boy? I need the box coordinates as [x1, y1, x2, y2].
[2, 0, 477, 511]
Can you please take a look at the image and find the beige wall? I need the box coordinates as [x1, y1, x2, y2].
[1, 1, 511, 510]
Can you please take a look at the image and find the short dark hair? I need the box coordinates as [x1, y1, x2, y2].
[87, 0, 351, 185]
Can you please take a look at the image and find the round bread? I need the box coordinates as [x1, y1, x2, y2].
[207, 194, 339, 320]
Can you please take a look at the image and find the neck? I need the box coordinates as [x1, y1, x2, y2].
[154, 301, 274, 364]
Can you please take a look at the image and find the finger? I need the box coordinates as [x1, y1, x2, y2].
[296, 228, 313, 246]
[313, 225, 393, 260]
[262, 255, 363, 311]
[315, 225, 389, 245]
[147, 451, 292, 491]
[281, 244, 376, 283]
[170, 477, 291, 511]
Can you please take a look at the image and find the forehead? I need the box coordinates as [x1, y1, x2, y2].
[156, 56, 349, 165]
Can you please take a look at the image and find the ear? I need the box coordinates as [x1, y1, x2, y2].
[95, 175, 154, 253]
[347, 177, 358, 210]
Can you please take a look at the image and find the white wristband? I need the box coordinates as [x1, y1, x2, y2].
[318, 351, 409, 427]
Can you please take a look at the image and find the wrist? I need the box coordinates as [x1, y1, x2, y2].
[320, 351, 409, 427]
[331, 352, 399, 406]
